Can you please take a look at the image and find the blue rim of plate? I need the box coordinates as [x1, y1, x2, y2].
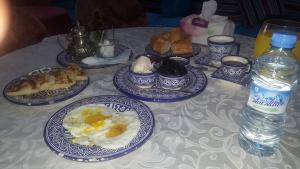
[44, 95, 155, 162]
[145, 43, 201, 58]
[113, 66, 207, 102]
[3, 67, 89, 106]
[57, 44, 133, 69]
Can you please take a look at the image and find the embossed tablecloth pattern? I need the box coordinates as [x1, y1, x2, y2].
[0, 27, 299, 169]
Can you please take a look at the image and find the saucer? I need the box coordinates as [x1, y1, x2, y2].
[194, 53, 222, 68]
[211, 67, 251, 86]
[57, 44, 133, 69]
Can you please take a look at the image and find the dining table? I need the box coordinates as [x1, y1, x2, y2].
[0, 27, 299, 169]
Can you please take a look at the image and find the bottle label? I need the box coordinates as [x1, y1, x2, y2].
[247, 82, 291, 114]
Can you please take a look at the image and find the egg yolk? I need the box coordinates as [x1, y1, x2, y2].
[81, 107, 111, 129]
[106, 123, 128, 138]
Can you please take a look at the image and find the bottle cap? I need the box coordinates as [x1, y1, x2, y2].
[271, 32, 298, 48]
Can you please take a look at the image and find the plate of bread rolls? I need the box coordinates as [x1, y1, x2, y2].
[146, 28, 201, 57]
[3, 64, 89, 106]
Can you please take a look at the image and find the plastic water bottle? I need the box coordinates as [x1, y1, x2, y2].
[239, 32, 299, 156]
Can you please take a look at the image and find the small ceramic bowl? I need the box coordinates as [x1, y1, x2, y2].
[169, 56, 190, 66]
[158, 73, 186, 90]
[129, 67, 157, 88]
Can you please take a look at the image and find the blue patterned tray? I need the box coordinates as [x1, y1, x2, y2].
[57, 44, 133, 69]
[44, 95, 154, 162]
[113, 66, 207, 102]
[145, 43, 201, 58]
[3, 67, 89, 106]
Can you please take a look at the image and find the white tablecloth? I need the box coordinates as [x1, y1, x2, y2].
[0, 27, 299, 169]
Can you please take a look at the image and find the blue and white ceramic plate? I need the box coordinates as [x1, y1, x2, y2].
[145, 43, 201, 58]
[44, 95, 154, 162]
[211, 68, 251, 86]
[57, 44, 133, 69]
[3, 67, 89, 106]
[114, 66, 207, 102]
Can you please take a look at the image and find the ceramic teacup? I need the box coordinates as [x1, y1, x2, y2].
[220, 55, 251, 79]
[207, 35, 240, 61]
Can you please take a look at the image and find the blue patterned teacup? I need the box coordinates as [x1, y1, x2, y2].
[129, 67, 157, 88]
[158, 74, 186, 90]
[220, 56, 251, 79]
[207, 35, 240, 61]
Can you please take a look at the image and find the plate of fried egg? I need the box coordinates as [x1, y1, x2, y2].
[44, 95, 154, 162]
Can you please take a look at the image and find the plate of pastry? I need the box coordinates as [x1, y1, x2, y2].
[145, 28, 201, 58]
[3, 64, 89, 106]
[113, 56, 207, 102]
[44, 95, 154, 162]
[57, 44, 133, 69]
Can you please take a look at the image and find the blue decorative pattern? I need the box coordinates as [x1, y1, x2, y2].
[211, 68, 251, 86]
[44, 95, 155, 162]
[129, 69, 157, 88]
[208, 44, 234, 61]
[57, 44, 133, 69]
[3, 67, 89, 106]
[114, 66, 207, 102]
[158, 74, 186, 90]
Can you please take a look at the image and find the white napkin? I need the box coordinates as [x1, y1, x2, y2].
[81, 49, 131, 66]
[200, 0, 217, 21]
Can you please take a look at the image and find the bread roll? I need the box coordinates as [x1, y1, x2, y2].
[171, 38, 193, 55]
[150, 35, 171, 54]
[169, 28, 186, 43]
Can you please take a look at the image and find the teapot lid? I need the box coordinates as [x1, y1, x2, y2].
[71, 21, 87, 36]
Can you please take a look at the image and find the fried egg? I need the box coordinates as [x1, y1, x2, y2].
[63, 104, 140, 149]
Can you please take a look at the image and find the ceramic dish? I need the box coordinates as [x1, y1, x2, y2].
[44, 95, 154, 162]
[145, 43, 201, 58]
[113, 66, 207, 102]
[3, 67, 89, 106]
[211, 68, 251, 86]
[57, 44, 133, 69]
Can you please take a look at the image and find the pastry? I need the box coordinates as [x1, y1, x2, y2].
[6, 79, 39, 96]
[171, 38, 193, 55]
[6, 64, 88, 96]
[150, 35, 171, 54]
[149, 28, 193, 56]
[169, 28, 186, 43]
[66, 64, 88, 81]
[49, 69, 76, 90]
[29, 73, 55, 91]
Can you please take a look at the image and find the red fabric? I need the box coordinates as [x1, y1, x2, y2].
[0, 7, 47, 56]
[21, 6, 71, 36]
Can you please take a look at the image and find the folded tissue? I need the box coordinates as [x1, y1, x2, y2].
[180, 0, 235, 45]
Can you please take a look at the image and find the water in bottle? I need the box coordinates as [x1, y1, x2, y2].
[239, 32, 299, 156]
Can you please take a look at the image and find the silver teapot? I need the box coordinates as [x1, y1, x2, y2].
[67, 22, 96, 60]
